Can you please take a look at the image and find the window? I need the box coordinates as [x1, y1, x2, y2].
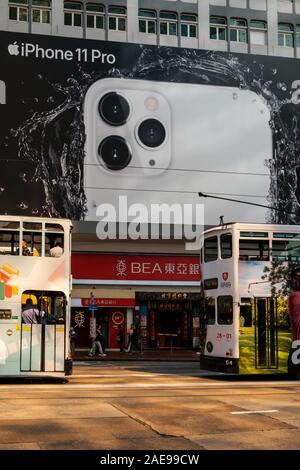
[250, 20, 267, 45]
[64, 1, 82, 27]
[230, 18, 248, 43]
[139, 9, 156, 34]
[0, 229, 19, 256]
[210, 16, 227, 41]
[204, 236, 218, 262]
[240, 299, 252, 327]
[9, 0, 28, 22]
[22, 222, 42, 257]
[221, 233, 232, 259]
[278, 23, 294, 47]
[32, 0, 51, 24]
[240, 231, 268, 238]
[160, 11, 178, 36]
[181, 13, 197, 38]
[203, 278, 218, 290]
[272, 240, 300, 262]
[86, 3, 105, 29]
[45, 224, 64, 258]
[108, 6, 126, 32]
[205, 297, 216, 325]
[239, 239, 269, 261]
[296, 25, 300, 47]
[217, 296, 233, 325]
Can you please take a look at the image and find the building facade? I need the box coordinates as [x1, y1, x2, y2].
[1, 0, 300, 351]
[1, 0, 300, 59]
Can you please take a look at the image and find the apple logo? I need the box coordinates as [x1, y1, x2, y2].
[8, 42, 19, 56]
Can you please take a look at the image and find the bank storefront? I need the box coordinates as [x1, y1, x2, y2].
[71, 253, 201, 351]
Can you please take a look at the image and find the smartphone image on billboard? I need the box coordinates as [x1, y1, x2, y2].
[83, 78, 273, 225]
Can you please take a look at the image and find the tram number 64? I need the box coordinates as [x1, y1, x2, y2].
[226, 359, 233, 366]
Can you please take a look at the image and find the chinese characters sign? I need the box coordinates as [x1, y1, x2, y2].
[72, 254, 200, 282]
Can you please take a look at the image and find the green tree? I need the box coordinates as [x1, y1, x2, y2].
[261, 260, 294, 298]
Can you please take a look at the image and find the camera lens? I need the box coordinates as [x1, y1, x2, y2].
[98, 136, 132, 171]
[138, 119, 166, 148]
[99, 92, 130, 126]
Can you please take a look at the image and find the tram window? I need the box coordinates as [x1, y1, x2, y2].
[45, 223, 64, 233]
[22, 231, 42, 256]
[0, 231, 19, 255]
[221, 233, 232, 259]
[45, 234, 64, 257]
[204, 236, 218, 262]
[272, 240, 300, 262]
[217, 296, 233, 325]
[23, 222, 42, 231]
[205, 297, 215, 325]
[240, 301, 252, 327]
[239, 239, 269, 261]
[0, 221, 20, 230]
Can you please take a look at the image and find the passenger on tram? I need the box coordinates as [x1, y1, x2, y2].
[50, 241, 63, 258]
[21, 298, 40, 324]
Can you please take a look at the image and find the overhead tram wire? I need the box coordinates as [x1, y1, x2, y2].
[86, 186, 267, 198]
[198, 192, 299, 218]
[1, 157, 269, 177]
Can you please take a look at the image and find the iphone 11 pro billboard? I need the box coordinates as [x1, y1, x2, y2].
[0, 30, 300, 227]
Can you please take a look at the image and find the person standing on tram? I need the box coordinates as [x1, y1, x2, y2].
[21, 298, 40, 324]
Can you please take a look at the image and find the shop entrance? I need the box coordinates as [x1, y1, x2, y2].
[136, 292, 201, 349]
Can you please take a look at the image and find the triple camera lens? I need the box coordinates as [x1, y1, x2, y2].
[98, 93, 166, 170]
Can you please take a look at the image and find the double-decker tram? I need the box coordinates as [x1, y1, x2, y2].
[0, 216, 72, 377]
[200, 223, 300, 375]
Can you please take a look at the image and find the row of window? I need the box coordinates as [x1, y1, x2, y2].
[202, 234, 300, 263]
[205, 295, 233, 326]
[0, 222, 64, 257]
[8, 2, 300, 46]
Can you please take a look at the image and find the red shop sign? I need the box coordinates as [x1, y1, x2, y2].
[81, 298, 135, 308]
[72, 254, 200, 282]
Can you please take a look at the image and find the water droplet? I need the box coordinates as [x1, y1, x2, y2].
[0, 187, 4, 194]
[272, 69, 277, 75]
[37, 74, 43, 80]
[18, 202, 29, 210]
[277, 82, 287, 92]
[19, 172, 27, 182]
[232, 93, 238, 100]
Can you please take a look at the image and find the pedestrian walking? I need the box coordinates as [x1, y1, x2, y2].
[132, 325, 139, 352]
[91, 325, 107, 357]
[126, 324, 134, 352]
[116, 325, 124, 352]
[70, 326, 77, 358]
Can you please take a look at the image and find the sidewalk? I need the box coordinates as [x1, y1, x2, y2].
[73, 348, 200, 362]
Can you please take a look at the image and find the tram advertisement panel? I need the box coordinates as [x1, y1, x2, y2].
[1, 31, 300, 226]
[238, 261, 290, 374]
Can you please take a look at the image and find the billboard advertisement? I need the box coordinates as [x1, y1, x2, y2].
[1, 31, 300, 228]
